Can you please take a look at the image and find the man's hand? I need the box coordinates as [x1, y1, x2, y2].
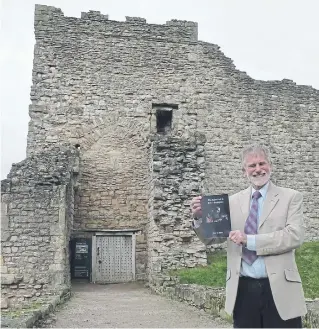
[190, 196, 202, 218]
[229, 230, 247, 246]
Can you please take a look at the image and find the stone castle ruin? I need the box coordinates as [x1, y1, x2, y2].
[1, 4, 318, 310]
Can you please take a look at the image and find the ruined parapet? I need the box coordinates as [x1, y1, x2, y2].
[147, 134, 207, 292]
[1, 144, 80, 310]
[33, 5, 198, 43]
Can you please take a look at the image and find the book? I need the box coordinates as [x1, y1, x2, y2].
[197, 194, 231, 240]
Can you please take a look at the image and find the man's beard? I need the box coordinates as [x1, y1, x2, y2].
[247, 172, 271, 188]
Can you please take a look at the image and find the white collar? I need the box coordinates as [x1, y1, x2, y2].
[251, 181, 269, 199]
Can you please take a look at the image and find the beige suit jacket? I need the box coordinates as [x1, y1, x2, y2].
[194, 181, 307, 321]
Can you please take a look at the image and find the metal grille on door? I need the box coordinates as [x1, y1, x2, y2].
[95, 235, 133, 283]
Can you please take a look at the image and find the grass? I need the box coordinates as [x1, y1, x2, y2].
[171, 250, 227, 288]
[295, 241, 319, 299]
[173, 241, 319, 299]
[2, 301, 44, 318]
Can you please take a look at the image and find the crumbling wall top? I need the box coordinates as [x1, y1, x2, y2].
[34, 4, 198, 42]
[1, 144, 79, 192]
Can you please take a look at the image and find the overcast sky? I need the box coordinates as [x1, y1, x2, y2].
[1, 0, 319, 179]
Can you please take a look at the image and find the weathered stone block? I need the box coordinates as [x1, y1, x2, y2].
[1, 274, 22, 285]
[1, 297, 8, 309]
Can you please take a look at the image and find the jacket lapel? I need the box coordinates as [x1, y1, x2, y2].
[258, 181, 280, 229]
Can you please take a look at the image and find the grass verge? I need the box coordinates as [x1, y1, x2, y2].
[173, 241, 319, 299]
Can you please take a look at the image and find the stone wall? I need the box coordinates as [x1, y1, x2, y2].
[27, 5, 318, 251]
[2, 1, 318, 312]
[147, 135, 208, 290]
[161, 283, 319, 328]
[1, 145, 79, 309]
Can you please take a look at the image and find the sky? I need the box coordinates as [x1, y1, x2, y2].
[1, 0, 319, 179]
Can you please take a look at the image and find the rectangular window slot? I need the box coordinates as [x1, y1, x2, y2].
[156, 109, 172, 134]
[152, 103, 177, 135]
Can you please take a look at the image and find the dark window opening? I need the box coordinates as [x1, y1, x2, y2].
[156, 109, 172, 134]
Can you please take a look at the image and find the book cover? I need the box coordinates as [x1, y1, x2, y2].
[198, 194, 231, 239]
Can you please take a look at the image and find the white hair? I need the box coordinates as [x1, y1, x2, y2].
[241, 143, 271, 168]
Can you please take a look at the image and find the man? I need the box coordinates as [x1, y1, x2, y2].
[190, 143, 306, 328]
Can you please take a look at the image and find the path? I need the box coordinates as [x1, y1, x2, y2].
[39, 282, 230, 328]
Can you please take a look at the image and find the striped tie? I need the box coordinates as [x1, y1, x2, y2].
[242, 190, 262, 265]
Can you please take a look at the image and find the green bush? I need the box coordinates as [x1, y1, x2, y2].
[173, 241, 319, 299]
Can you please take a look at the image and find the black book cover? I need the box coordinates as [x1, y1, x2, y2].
[198, 194, 231, 239]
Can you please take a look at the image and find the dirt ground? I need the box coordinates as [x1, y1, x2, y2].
[38, 281, 231, 328]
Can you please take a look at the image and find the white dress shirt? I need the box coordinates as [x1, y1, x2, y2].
[241, 182, 269, 278]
